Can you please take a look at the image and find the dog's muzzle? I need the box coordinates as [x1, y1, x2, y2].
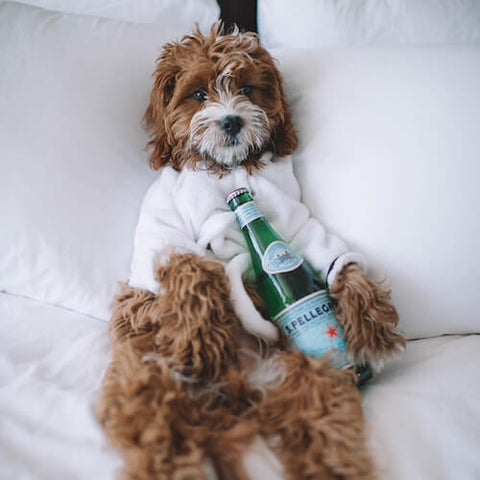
[189, 93, 270, 168]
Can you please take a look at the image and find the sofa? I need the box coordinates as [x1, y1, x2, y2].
[1, 1, 479, 478]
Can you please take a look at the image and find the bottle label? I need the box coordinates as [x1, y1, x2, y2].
[234, 201, 263, 229]
[274, 291, 350, 368]
[262, 241, 303, 274]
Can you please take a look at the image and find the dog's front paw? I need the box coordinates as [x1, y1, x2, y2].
[330, 264, 406, 371]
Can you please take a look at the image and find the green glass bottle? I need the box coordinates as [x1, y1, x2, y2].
[226, 187, 372, 385]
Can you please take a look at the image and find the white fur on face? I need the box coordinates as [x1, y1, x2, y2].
[189, 87, 270, 168]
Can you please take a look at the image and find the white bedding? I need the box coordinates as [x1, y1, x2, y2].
[1, 292, 479, 480]
[2, 1, 479, 479]
[364, 336, 480, 480]
[0, 293, 120, 479]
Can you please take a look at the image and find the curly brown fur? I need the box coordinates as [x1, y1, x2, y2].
[258, 351, 376, 480]
[97, 254, 259, 480]
[144, 24, 297, 173]
[330, 263, 406, 369]
[98, 254, 380, 480]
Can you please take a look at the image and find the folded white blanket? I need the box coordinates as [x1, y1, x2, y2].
[129, 152, 365, 342]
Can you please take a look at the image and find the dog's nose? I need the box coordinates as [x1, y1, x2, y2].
[221, 115, 243, 137]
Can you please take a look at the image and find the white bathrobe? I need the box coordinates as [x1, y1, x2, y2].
[129, 152, 365, 342]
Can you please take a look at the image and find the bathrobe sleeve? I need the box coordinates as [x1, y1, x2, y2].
[257, 156, 367, 288]
[289, 217, 367, 287]
[128, 169, 205, 294]
[225, 253, 281, 343]
[287, 197, 367, 287]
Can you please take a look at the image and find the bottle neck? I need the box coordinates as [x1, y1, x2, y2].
[232, 198, 264, 230]
[228, 190, 255, 211]
[229, 193, 282, 244]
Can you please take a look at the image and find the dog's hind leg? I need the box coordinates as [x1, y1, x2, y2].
[97, 284, 210, 480]
[257, 350, 376, 480]
[98, 345, 209, 480]
[153, 253, 263, 480]
[98, 254, 262, 479]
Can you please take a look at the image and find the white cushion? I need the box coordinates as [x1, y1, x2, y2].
[259, 0, 480, 49]
[274, 46, 480, 339]
[0, 2, 218, 320]
[0, 293, 120, 479]
[364, 334, 480, 480]
[7, 0, 219, 23]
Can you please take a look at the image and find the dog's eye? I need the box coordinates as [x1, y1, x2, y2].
[240, 86, 253, 96]
[192, 89, 207, 103]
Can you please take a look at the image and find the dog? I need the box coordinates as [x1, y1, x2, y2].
[97, 25, 406, 480]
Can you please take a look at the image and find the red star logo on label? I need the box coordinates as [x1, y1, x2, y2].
[325, 325, 339, 340]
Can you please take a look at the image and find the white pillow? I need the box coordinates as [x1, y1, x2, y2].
[6, 0, 219, 24]
[274, 46, 480, 339]
[259, 0, 480, 49]
[0, 2, 218, 320]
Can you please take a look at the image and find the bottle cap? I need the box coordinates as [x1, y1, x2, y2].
[225, 187, 249, 205]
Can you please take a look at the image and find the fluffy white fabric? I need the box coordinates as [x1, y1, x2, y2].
[0, 293, 121, 479]
[0, 2, 218, 321]
[7, 0, 220, 24]
[363, 334, 480, 480]
[259, 0, 480, 49]
[129, 152, 366, 342]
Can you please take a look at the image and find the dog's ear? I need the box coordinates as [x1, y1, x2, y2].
[274, 95, 298, 157]
[272, 76, 298, 157]
[257, 47, 298, 157]
[143, 45, 179, 170]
